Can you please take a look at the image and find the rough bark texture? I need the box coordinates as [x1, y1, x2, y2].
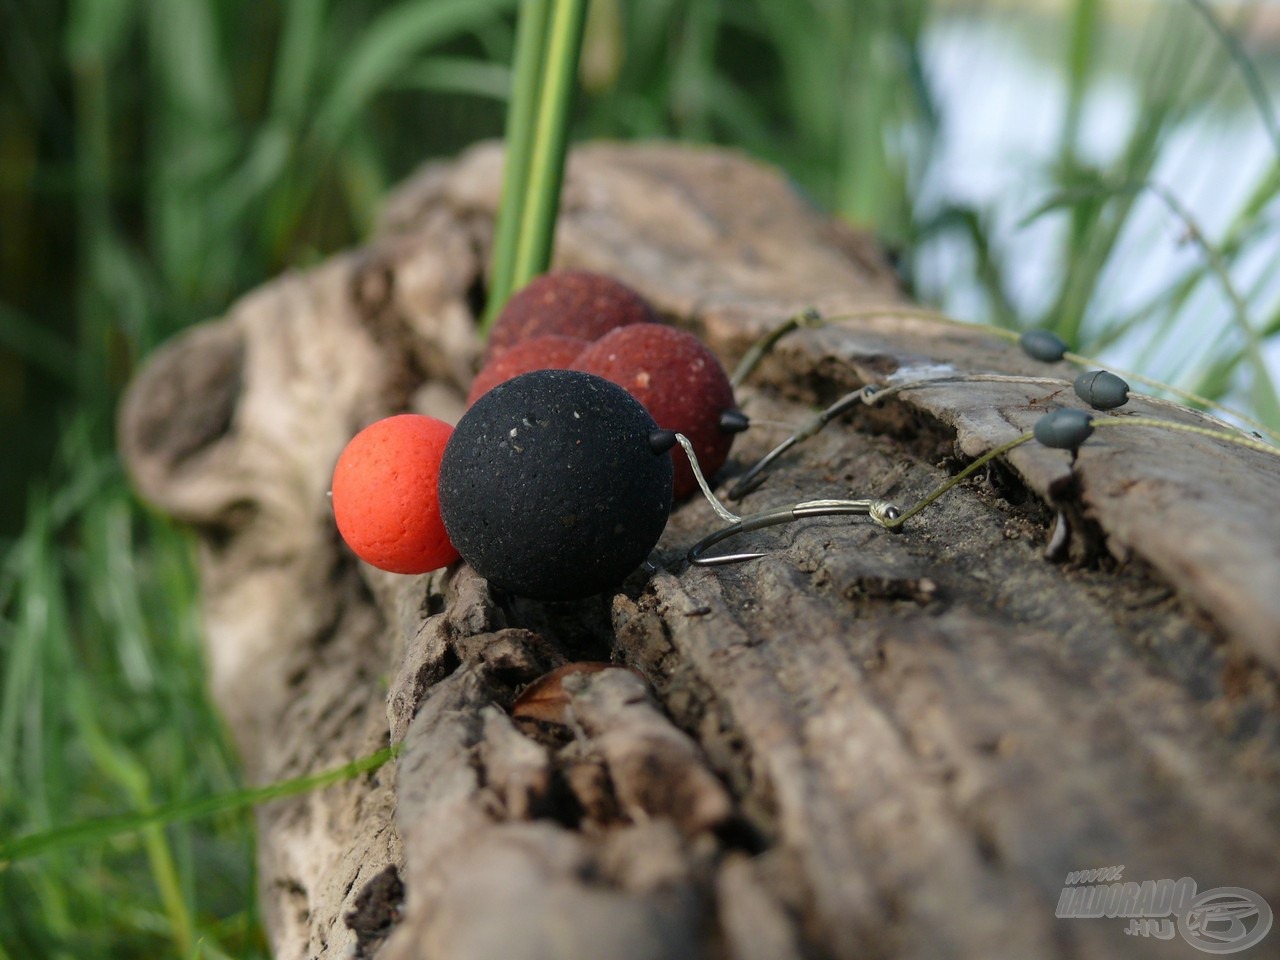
[119, 143, 1280, 960]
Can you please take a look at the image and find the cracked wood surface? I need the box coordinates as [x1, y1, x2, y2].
[119, 142, 1280, 960]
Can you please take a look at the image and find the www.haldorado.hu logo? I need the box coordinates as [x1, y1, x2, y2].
[1056, 866, 1273, 953]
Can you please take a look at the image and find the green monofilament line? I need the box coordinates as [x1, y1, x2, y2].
[771, 305, 1278, 445]
[1091, 416, 1280, 457]
[730, 308, 824, 388]
[881, 433, 1035, 530]
[485, 0, 551, 327]
[876, 416, 1278, 532]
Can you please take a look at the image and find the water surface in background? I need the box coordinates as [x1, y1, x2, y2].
[917, 8, 1280, 396]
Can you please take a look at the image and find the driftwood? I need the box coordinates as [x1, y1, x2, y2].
[119, 143, 1280, 960]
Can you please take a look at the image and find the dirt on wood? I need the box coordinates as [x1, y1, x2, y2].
[119, 142, 1280, 960]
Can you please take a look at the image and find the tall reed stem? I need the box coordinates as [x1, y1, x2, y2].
[485, 0, 551, 325]
[483, 0, 588, 331]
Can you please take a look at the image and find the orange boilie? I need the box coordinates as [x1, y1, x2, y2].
[331, 414, 460, 574]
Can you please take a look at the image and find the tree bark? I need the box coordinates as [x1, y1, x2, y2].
[119, 143, 1280, 960]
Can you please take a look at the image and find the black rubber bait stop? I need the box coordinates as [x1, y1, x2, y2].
[1034, 408, 1095, 451]
[1073, 369, 1130, 410]
[438, 369, 674, 601]
[1019, 329, 1069, 363]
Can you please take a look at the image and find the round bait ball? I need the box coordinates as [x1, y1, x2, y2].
[438, 369, 674, 601]
[487, 270, 656, 359]
[467, 335, 589, 407]
[1034, 408, 1095, 451]
[1073, 369, 1129, 410]
[573, 324, 738, 499]
[331, 414, 460, 574]
[1019, 329, 1069, 364]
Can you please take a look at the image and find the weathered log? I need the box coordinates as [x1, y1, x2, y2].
[119, 143, 1280, 960]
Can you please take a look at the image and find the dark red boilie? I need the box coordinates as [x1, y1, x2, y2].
[467, 334, 588, 406]
[572, 323, 737, 499]
[486, 270, 656, 360]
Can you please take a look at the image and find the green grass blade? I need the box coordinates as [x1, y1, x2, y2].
[1059, 0, 1101, 162]
[64, 0, 136, 67]
[1183, 0, 1280, 158]
[71, 691, 194, 956]
[315, 0, 518, 141]
[270, 0, 329, 125]
[668, 0, 721, 142]
[0, 301, 78, 384]
[1024, 174, 1280, 423]
[1190, 297, 1280, 415]
[337, 128, 390, 236]
[1222, 163, 1280, 246]
[146, 0, 233, 127]
[0, 746, 399, 865]
[922, 205, 1020, 329]
[396, 57, 512, 100]
[1087, 264, 1207, 356]
[1044, 4, 1216, 348]
[1144, 182, 1280, 425]
[580, 0, 624, 94]
[206, 126, 293, 239]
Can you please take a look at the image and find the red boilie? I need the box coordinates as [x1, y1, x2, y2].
[572, 323, 738, 499]
[486, 269, 655, 360]
[466, 334, 588, 406]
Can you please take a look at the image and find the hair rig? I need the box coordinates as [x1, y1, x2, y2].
[674, 432, 900, 566]
[727, 368, 1113, 501]
[685, 306, 1279, 565]
[732, 305, 1280, 447]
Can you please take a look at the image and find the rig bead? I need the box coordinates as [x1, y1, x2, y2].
[1019, 329, 1070, 364]
[1034, 408, 1095, 452]
[1073, 369, 1130, 410]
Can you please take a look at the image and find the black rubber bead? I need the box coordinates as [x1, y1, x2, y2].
[718, 409, 751, 434]
[1019, 329, 1069, 363]
[649, 429, 678, 454]
[1073, 369, 1129, 410]
[438, 369, 674, 601]
[1034, 408, 1095, 451]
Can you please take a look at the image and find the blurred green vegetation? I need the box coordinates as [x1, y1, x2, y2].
[2, 0, 1278, 956]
